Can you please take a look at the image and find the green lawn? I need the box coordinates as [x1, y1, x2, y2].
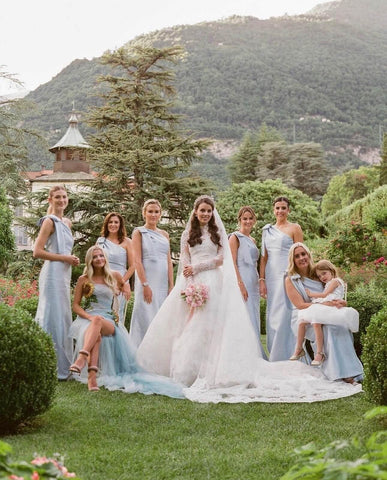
[2, 381, 376, 480]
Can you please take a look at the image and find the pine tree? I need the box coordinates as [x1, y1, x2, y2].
[69, 44, 210, 254]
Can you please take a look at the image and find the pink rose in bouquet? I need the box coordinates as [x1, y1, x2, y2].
[181, 283, 209, 308]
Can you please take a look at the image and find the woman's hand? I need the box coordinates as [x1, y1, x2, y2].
[143, 285, 152, 303]
[260, 281, 267, 299]
[183, 265, 194, 278]
[65, 254, 80, 266]
[123, 284, 131, 300]
[239, 282, 248, 301]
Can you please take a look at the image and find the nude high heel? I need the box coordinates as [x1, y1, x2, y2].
[289, 349, 305, 361]
[311, 352, 325, 366]
[69, 350, 89, 374]
[88, 366, 100, 392]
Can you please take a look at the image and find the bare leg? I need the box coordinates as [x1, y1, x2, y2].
[290, 323, 306, 360]
[311, 324, 325, 365]
[88, 334, 101, 391]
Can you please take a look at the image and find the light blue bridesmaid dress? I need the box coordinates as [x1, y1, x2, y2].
[68, 283, 183, 397]
[289, 275, 364, 382]
[96, 236, 128, 324]
[261, 224, 295, 361]
[35, 215, 74, 379]
[230, 232, 267, 359]
[129, 227, 170, 348]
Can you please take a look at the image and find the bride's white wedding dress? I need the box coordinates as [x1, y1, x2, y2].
[137, 212, 362, 403]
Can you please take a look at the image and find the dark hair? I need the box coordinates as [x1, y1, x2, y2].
[100, 212, 127, 244]
[188, 195, 221, 248]
[273, 196, 290, 207]
[237, 206, 256, 222]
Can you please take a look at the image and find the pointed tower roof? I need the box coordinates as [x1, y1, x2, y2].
[49, 109, 90, 152]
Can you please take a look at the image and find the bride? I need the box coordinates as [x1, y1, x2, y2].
[137, 195, 362, 403]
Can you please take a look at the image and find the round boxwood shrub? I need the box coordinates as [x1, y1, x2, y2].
[0, 303, 57, 432]
[361, 306, 387, 405]
[13, 295, 39, 318]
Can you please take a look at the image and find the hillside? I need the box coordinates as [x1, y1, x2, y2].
[23, 0, 387, 174]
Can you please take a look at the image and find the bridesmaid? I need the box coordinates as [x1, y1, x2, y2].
[260, 196, 303, 361]
[96, 212, 133, 323]
[129, 199, 174, 348]
[33, 185, 80, 379]
[229, 206, 267, 358]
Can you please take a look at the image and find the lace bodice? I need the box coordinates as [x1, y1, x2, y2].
[180, 226, 223, 275]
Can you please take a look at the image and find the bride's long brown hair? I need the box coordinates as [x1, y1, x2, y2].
[188, 195, 221, 248]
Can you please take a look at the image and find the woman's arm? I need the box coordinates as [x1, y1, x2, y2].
[229, 234, 248, 301]
[33, 217, 79, 266]
[122, 237, 135, 283]
[285, 277, 312, 310]
[259, 252, 268, 297]
[114, 270, 131, 300]
[72, 276, 95, 320]
[292, 223, 304, 243]
[132, 228, 152, 303]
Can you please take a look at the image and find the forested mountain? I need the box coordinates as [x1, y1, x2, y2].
[23, 0, 386, 172]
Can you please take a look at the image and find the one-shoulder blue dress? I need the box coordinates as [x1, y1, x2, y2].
[35, 215, 74, 379]
[261, 224, 295, 361]
[69, 283, 183, 398]
[230, 232, 267, 359]
[129, 227, 170, 348]
[289, 275, 363, 382]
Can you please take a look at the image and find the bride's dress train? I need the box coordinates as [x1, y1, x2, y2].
[137, 214, 362, 404]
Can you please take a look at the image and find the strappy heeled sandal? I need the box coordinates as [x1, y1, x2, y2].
[311, 352, 325, 366]
[289, 349, 305, 361]
[69, 350, 89, 374]
[88, 366, 100, 392]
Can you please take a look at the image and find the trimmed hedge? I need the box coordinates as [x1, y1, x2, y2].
[361, 307, 387, 405]
[0, 303, 57, 432]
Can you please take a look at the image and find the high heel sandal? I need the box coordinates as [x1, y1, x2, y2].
[311, 352, 325, 366]
[88, 366, 100, 392]
[343, 377, 360, 386]
[289, 349, 305, 361]
[69, 350, 89, 374]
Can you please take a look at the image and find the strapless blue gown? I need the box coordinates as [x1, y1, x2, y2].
[69, 283, 183, 398]
[129, 227, 170, 348]
[261, 224, 295, 361]
[35, 215, 74, 379]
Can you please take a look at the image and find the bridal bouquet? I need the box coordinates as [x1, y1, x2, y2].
[181, 283, 209, 308]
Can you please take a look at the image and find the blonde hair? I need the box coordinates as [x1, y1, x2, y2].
[287, 242, 314, 277]
[142, 199, 161, 218]
[47, 185, 67, 214]
[83, 246, 116, 293]
[313, 259, 338, 278]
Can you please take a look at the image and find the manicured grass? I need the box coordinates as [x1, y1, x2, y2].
[2, 382, 377, 480]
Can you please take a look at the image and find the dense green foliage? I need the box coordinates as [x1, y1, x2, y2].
[0, 188, 15, 272]
[281, 406, 387, 480]
[321, 166, 380, 217]
[362, 308, 387, 405]
[347, 280, 387, 356]
[0, 304, 57, 432]
[380, 133, 387, 186]
[324, 184, 387, 234]
[217, 180, 322, 243]
[21, 0, 386, 174]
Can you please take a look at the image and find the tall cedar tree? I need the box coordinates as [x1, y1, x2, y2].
[380, 133, 387, 186]
[70, 44, 210, 254]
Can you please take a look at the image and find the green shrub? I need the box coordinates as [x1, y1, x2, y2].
[0, 303, 57, 432]
[362, 307, 387, 405]
[260, 298, 266, 335]
[13, 295, 39, 318]
[124, 295, 135, 331]
[347, 280, 387, 357]
[280, 406, 387, 480]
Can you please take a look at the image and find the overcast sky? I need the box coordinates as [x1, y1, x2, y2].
[0, 0, 330, 94]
